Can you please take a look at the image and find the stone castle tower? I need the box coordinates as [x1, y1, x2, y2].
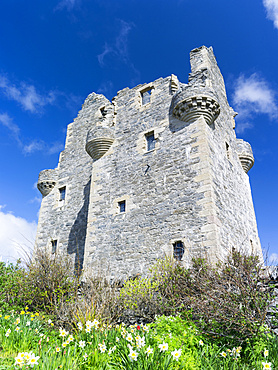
[35, 46, 262, 279]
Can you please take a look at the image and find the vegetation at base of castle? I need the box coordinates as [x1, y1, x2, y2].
[0, 310, 277, 369]
[0, 248, 278, 368]
[120, 250, 278, 346]
[0, 250, 79, 317]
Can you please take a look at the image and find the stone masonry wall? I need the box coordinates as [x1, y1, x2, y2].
[36, 46, 262, 280]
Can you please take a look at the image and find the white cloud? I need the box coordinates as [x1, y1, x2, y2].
[55, 0, 79, 11]
[263, 0, 278, 29]
[0, 206, 37, 263]
[270, 252, 278, 263]
[0, 75, 56, 113]
[233, 73, 278, 132]
[233, 73, 278, 118]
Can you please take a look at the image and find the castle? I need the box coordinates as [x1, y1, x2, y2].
[35, 46, 262, 280]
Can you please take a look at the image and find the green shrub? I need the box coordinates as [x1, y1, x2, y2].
[0, 261, 26, 312]
[119, 250, 275, 348]
[0, 249, 80, 323]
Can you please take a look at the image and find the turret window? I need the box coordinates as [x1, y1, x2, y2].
[173, 241, 185, 261]
[145, 131, 155, 151]
[59, 186, 66, 201]
[141, 87, 153, 105]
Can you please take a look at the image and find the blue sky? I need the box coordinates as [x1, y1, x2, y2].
[0, 0, 277, 263]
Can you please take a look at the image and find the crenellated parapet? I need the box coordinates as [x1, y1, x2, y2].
[85, 125, 114, 161]
[236, 139, 254, 173]
[37, 169, 57, 196]
[172, 90, 220, 125]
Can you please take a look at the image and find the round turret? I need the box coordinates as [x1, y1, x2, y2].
[236, 139, 254, 173]
[172, 88, 220, 125]
[37, 169, 57, 196]
[85, 126, 114, 161]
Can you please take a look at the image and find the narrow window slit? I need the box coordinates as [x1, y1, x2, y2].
[173, 241, 184, 261]
[59, 186, 66, 201]
[51, 240, 57, 254]
[145, 131, 155, 151]
[226, 142, 230, 160]
[118, 200, 126, 213]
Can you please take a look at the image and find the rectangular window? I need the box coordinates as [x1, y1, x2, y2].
[59, 186, 66, 201]
[141, 88, 152, 105]
[51, 240, 57, 254]
[173, 241, 184, 261]
[145, 131, 155, 151]
[118, 200, 126, 213]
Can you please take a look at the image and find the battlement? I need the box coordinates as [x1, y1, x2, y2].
[35, 46, 262, 280]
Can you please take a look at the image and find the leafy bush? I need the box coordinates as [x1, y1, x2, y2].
[0, 249, 80, 323]
[0, 261, 25, 312]
[72, 277, 121, 328]
[119, 276, 160, 322]
[22, 248, 79, 318]
[120, 250, 276, 347]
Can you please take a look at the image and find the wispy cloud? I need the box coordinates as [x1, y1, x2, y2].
[23, 140, 45, 154]
[23, 139, 64, 155]
[97, 20, 140, 91]
[270, 252, 278, 263]
[0, 113, 21, 143]
[0, 75, 56, 114]
[55, 0, 79, 11]
[98, 20, 134, 67]
[0, 206, 37, 263]
[0, 113, 64, 156]
[97, 81, 114, 97]
[235, 121, 254, 134]
[233, 73, 278, 132]
[263, 0, 278, 29]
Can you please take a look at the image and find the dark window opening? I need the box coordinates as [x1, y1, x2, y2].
[51, 240, 57, 254]
[100, 106, 108, 118]
[141, 88, 152, 105]
[226, 142, 230, 160]
[145, 131, 155, 151]
[173, 241, 184, 261]
[59, 186, 66, 201]
[118, 200, 126, 213]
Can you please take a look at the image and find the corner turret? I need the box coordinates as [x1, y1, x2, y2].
[236, 139, 254, 173]
[37, 169, 57, 196]
[85, 126, 115, 161]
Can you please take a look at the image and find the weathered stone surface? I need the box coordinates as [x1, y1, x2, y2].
[35, 46, 262, 280]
